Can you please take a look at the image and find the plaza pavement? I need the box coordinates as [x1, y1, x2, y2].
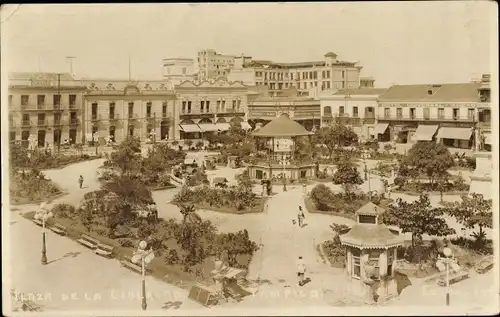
[5, 153, 496, 312]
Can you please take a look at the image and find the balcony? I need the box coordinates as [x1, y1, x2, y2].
[37, 120, 47, 126]
[52, 104, 63, 111]
[128, 113, 139, 120]
[70, 118, 79, 125]
[363, 117, 376, 124]
[377, 115, 475, 123]
[109, 113, 120, 120]
[53, 120, 62, 126]
[69, 103, 78, 110]
[91, 114, 100, 121]
[37, 104, 46, 110]
[22, 120, 31, 127]
[477, 121, 491, 129]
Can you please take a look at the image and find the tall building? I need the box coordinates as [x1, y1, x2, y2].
[376, 74, 492, 150]
[227, 52, 363, 97]
[197, 49, 237, 80]
[8, 72, 87, 146]
[161, 58, 197, 85]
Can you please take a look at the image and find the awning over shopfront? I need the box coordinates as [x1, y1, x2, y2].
[374, 123, 389, 135]
[414, 125, 439, 141]
[484, 133, 492, 145]
[240, 122, 252, 130]
[197, 123, 218, 132]
[179, 124, 201, 133]
[437, 127, 473, 140]
[215, 123, 231, 131]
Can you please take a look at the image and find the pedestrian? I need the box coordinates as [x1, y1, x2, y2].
[297, 206, 305, 228]
[78, 175, 84, 189]
[296, 256, 306, 286]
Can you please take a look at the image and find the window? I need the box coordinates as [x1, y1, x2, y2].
[128, 102, 134, 118]
[182, 101, 186, 113]
[396, 108, 403, 119]
[410, 108, 416, 119]
[352, 248, 361, 278]
[326, 70, 331, 78]
[468, 108, 475, 119]
[368, 250, 381, 280]
[146, 102, 152, 117]
[38, 113, 46, 125]
[54, 113, 61, 124]
[384, 108, 390, 118]
[200, 101, 205, 113]
[91, 103, 98, 119]
[69, 94, 76, 106]
[206, 101, 210, 112]
[342, 70, 345, 78]
[182, 67, 186, 75]
[237, 100, 241, 111]
[438, 108, 444, 119]
[109, 102, 115, 119]
[423, 108, 430, 120]
[339, 106, 345, 115]
[353, 106, 359, 117]
[216, 100, 221, 112]
[37, 95, 45, 106]
[322, 71, 325, 78]
[162, 102, 167, 116]
[222, 100, 226, 112]
[387, 249, 394, 276]
[21, 95, 29, 106]
[53, 94, 61, 106]
[187, 101, 192, 113]
[304, 82, 308, 89]
[327, 81, 330, 89]
[342, 82, 345, 89]
[453, 108, 459, 119]
[22, 114, 30, 124]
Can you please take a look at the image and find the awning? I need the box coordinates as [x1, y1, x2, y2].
[414, 125, 439, 141]
[179, 124, 201, 133]
[197, 123, 218, 132]
[240, 122, 252, 130]
[437, 127, 473, 140]
[215, 123, 231, 131]
[374, 123, 389, 135]
[484, 133, 492, 145]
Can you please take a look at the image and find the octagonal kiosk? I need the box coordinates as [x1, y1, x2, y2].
[339, 202, 404, 304]
[250, 113, 315, 181]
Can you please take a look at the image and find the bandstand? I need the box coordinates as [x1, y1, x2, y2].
[339, 202, 404, 304]
[249, 113, 315, 181]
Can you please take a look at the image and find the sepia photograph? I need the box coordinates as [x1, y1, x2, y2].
[1, 2, 498, 316]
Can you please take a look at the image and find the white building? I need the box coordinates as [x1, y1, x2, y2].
[197, 49, 237, 80]
[319, 88, 388, 140]
[162, 58, 196, 85]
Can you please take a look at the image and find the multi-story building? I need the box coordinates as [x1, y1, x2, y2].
[376, 74, 491, 150]
[175, 78, 252, 140]
[228, 52, 363, 97]
[197, 49, 237, 80]
[247, 88, 321, 131]
[161, 58, 197, 85]
[319, 88, 388, 140]
[8, 72, 87, 147]
[82, 79, 177, 144]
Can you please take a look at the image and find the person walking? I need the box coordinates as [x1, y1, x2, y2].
[78, 175, 84, 189]
[297, 206, 305, 228]
[296, 256, 306, 286]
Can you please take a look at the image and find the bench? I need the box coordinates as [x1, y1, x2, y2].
[437, 268, 470, 287]
[20, 300, 41, 312]
[120, 257, 152, 274]
[475, 255, 494, 274]
[95, 243, 114, 258]
[76, 234, 99, 250]
[32, 218, 43, 227]
[49, 224, 67, 236]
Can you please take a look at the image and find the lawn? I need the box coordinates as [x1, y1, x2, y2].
[10, 174, 65, 205]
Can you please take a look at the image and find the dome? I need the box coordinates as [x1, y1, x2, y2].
[252, 113, 312, 137]
[324, 52, 338, 58]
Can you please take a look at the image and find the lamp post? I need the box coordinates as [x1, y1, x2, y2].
[131, 240, 155, 310]
[279, 155, 288, 192]
[34, 203, 53, 265]
[443, 247, 453, 306]
[93, 131, 99, 156]
[362, 150, 371, 193]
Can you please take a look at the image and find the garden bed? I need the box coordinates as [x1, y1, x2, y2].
[391, 189, 469, 196]
[193, 197, 267, 215]
[9, 175, 66, 205]
[304, 197, 356, 221]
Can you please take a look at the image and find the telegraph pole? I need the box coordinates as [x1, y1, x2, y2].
[57, 73, 61, 153]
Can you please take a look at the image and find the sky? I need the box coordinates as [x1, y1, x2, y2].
[1, 2, 497, 87]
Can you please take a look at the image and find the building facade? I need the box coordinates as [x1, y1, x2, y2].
[376, 75, 491, 150]
[197, 49, 237, 80]
[319, 88, 388, 141]
[8, 72, 87, 146]
[227, 52, 363, 97]
[161, 58, 197, 85]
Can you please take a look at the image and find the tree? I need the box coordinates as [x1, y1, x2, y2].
[9, 143, 29, 171]
[441, 193, 493, 248]
[382, 194, 456, 247]
[110, 137, 142, 175]
[313, 123, 358, 159]
[401, 142, 454, 187]
[227, 121, 247, 144]
[179, 204, 201, 224]
[215, 230, 258, 268]
[332, 162, 363, 199]
[310, 184, 335, 211]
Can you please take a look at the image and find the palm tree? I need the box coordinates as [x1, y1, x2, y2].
[179, 204, 201, 223]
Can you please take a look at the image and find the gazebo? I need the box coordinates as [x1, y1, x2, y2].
[249, 113, 315, 181]
[339, 202, 404, 304]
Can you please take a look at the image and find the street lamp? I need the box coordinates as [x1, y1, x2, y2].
[131, 240, 155, 310]
[443, 247, 453, 306]
[279, 155, 288, 192]
[93, 132, 99, 156]
[34, 203, 53, 265]
[361, 150, 371, 194]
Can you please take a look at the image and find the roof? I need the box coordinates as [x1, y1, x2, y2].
[333, 88, 388, 96]
[9, 72, 76, 81]
[324, 52, 338, 57]
[252, 113, 313, 137]
[340, 224, 404, 249]
[378, 83, 483, 103]
[355, 202, 385, 216]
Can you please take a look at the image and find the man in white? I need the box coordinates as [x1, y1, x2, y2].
[297, 256, 306, 286]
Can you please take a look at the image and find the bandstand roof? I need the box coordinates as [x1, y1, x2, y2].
[252, 113, 313, 137]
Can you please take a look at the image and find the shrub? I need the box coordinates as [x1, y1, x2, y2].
[51, 203, 76, 218]
[118, 238, 134, 248]
[165, 249, 180, 265]
[310, 184, 335, 211]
